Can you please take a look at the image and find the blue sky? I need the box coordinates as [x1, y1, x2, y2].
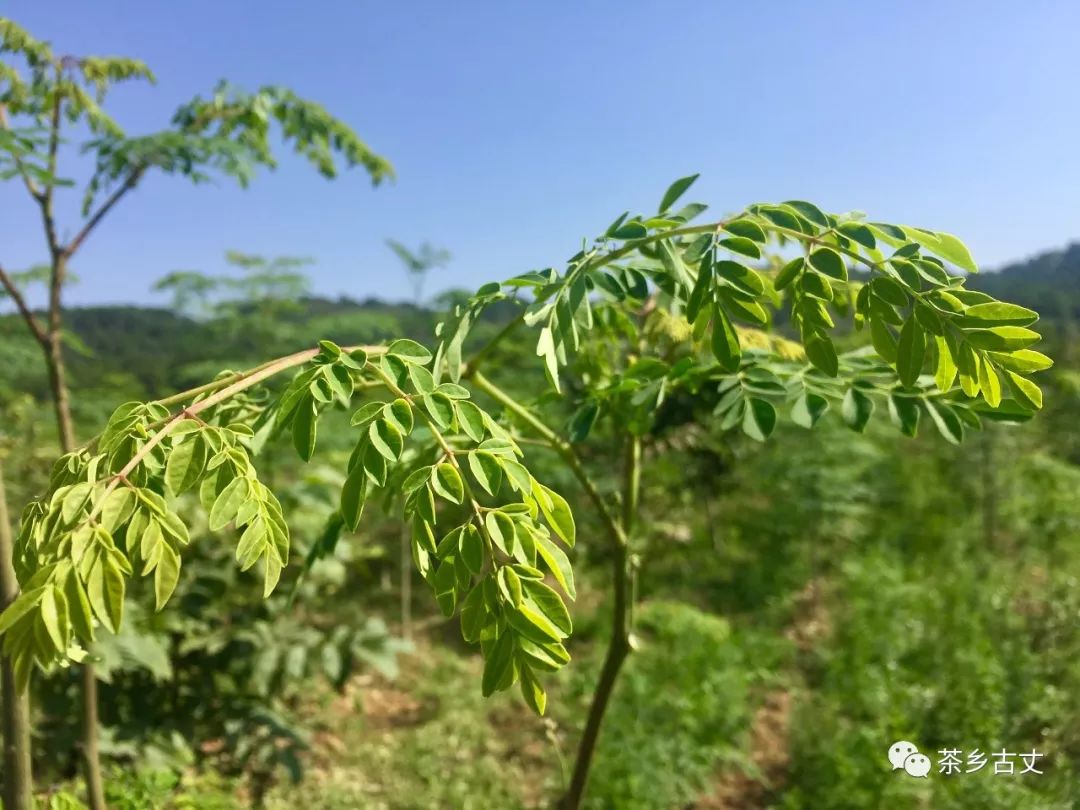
[2, 1, 1078, 308]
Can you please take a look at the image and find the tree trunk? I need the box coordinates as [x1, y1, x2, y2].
[0, 461, 34, 810]
[40, 314, 107, 810]
[559, 437, 640, 810]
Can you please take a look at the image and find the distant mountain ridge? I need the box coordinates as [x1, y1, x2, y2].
[971, 242, 1080, 318]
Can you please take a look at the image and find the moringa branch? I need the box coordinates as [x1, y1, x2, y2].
[0, 265, 49, 349]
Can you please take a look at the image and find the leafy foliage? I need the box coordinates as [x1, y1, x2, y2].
[436, 177, 1050, 449]
[0, 339, 578, 713]
[0, 17, 391, 219]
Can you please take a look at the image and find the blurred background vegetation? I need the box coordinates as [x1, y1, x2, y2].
[3, 240, 1080, 808]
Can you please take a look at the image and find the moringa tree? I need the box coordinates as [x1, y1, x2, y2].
[0, 173, 1052, 807]
[0, 16, 390, 808]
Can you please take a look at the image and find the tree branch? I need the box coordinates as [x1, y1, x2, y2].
[63, 166, 145, 259]
[82, 344, 384, 525]
[0, 265, 49, 349]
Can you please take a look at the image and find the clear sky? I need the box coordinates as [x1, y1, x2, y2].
[2, 1, 1078, 309]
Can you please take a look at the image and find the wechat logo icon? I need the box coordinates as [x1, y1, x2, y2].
[889, 740, 931, 778]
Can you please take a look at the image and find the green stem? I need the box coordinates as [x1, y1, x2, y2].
[468, 372, 626, 549]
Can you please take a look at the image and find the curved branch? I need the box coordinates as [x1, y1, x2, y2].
[63, 166, 145, 259]
[0, 266, 49, 349]
[81, 344, 382, 525]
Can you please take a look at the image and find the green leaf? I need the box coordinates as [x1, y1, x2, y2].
[925, 400, 964, 445]
[100, 487, 137, 533]
[208, 476, 250, 531]
[774, 257, 803, 291]
[292, 397, 317, 461]
[165, 435, 207, 496]
[423, 393, 455, 429]
[0, 588, 44, 637]
[384, 399, 414, 435]
[64, 574, 94, 642]
[481, 633, 515, 697]
[808, 248, 847, 281]
[710, 304, 741, 373]
[518, 665, 548, 715]
[742, 397, 776, 442]
[39, 588, 65, 652]
[460, 525, 485, 574]
[455, 400, 485, 442]
[782, 200, 830, 227]
[870, 277, 908, 308]
[154, 544, 180, 611]
[714, 260, 765, 297]
[977, 360, 1003, 408]
[960, 302, 1038, 326]
[485, 510, 516, 556]
[351, 401, 384, 427]
[102, 558, 125, 633]
[723, 218, 767, 243]
[264, 554, 283, 598]
[498, 566, 523, 608]
[658, 240, 695, 290]
[388, 339, 433, 364]
[340, 465, 367, 531]
[522, 579, 572, 637]
[408, 363, 436, 395]
[536, 326, 561, 393]
[904, 228, 977, 273]
[986, 350, 1052, 374]
[872, 319, 898, 367]
[535, 485, 575, 547]
[841, 388, 874, 432]
[888, 394, 920, 437]
[837, 221, 876, 250]
[658, 173, 699, 213]
[964, 327, 1041, 352]
[935, 336, 957, 392]
[61, 482, 93, 526]
[804, 333, 838, 377]
[957, 342, 981, 397]
[896, 317, 926, 386]
[369, 419, 403, 461]
[791, 392, 829, 429]
[535, 533, 575, 600]
[611, 221, 647, 240]
[467, 451, 501, 496]
[431, 463, 464, 504]
[719, 237, 761, 259]
[802, 271, 833, 301]
[1005, 370, 1043, 410]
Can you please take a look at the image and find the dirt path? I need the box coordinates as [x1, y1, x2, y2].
[690, 579, 829, 810]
